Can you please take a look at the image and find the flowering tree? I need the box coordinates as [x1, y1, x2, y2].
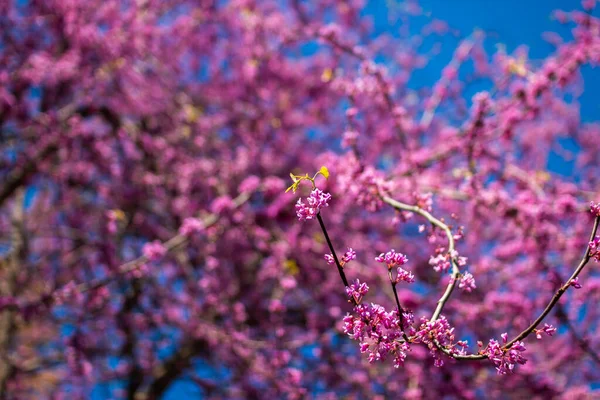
[1, 0, 600, 398]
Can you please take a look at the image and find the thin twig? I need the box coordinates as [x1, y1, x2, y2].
[504, 216, 599, 349]
[316, 213, 357, 306]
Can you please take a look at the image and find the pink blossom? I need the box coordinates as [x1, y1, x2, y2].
[142, 241, 167, 261]
[324, 254, 335, 265]
[569, 277, 583, 289]
[534, 324, 557, 339]
[343, 302, 409, 367]
[458, 272, 476, 292]
[345, 279, 369, 304]
[590, 201, 600, 217]
[375, 249, 408, 267]
[295, 188, 332, 221]
[341, 248, 357, 265]
[396, 267, 415, 284]
[178, 217, 204, 236]
[415, 316, 466, 367]
[483, 334, 527, 374]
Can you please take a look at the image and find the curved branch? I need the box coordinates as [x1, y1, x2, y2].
[382, 195, 600, 361]
[381, 195, 460, 322]
[504, 216, 599, 349]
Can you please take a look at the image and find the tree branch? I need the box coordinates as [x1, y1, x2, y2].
[382, 195, 600, 361]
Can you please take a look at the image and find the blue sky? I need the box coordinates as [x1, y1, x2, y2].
[364, 0, 599, 121]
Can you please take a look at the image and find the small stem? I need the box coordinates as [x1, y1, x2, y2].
[316, 213, 357, 306]
[390, 277, 410, 342]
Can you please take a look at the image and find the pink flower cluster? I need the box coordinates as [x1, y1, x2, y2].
[458, 272, 476, 292]
[429, 248, 467, 273]
[178, 217, 204, 236]
[325, 248, 357, 267]
[376, 250, 414, 283]
[142, 240, 167, 261]
[534, 323, 557, 340]
[295, 188, 332, 221]
[343, 302, 410, 368]
[591, 201, 600, 217]
[345, 279, 369, 304]
[396, 268, 415, 284]
[337, 160, 391, 212]
[570, 277, 583, 289]
[415, 192, 433, 212]
[415, 316, 467, 367]
[481, 333, 527, 375]
[375, 249, 408, 266]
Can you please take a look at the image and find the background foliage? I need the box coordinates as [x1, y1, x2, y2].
[0, 0, 599, 398]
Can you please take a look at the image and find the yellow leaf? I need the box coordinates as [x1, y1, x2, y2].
[507, 58, 528, 77]
[313, 232, 324, 244]
[321, 68, 333, 83]
[284, 259, 299, 275]
[319, 166, 329, 179]
[184, 104, 201, 123]
[285, 181, 301, 193]
[112, 209, 126, 221]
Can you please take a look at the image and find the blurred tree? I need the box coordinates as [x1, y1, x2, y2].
[0, 0, 599, 399]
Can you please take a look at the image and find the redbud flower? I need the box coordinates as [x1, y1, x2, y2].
[583, 0, 596, 11]
[534, 324, 557, 339]
[239, 175, 261, 193]
[569, 277, 582, 289]
[345, 107, 358, 118]
[375, 249, 408, 267]
[324, 248, 356, 267]
[415, 192, 433, 212]
[341, 248, 356, 265]
[345, 279, 369, 304]
[450, 249, 468, 266]
[458, 272, 476, 292]
[396, 267, 415, 284]
[590, 201, 600, 217]
[415, 315, 463, 367]
[483, 335, 527, 374]
[429, 249, 467, 272]
[341, 130, 359, 148]
[179, 217, 204, 236]
[343, 302, 409, 368]
[143, 240, 167, 260]
[54, 281, 83, 305]
[324, 254, 335, 265]
[210, 195, 234, 214]
[429, 254, 451, 272]
[295, 188, 331, 221]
